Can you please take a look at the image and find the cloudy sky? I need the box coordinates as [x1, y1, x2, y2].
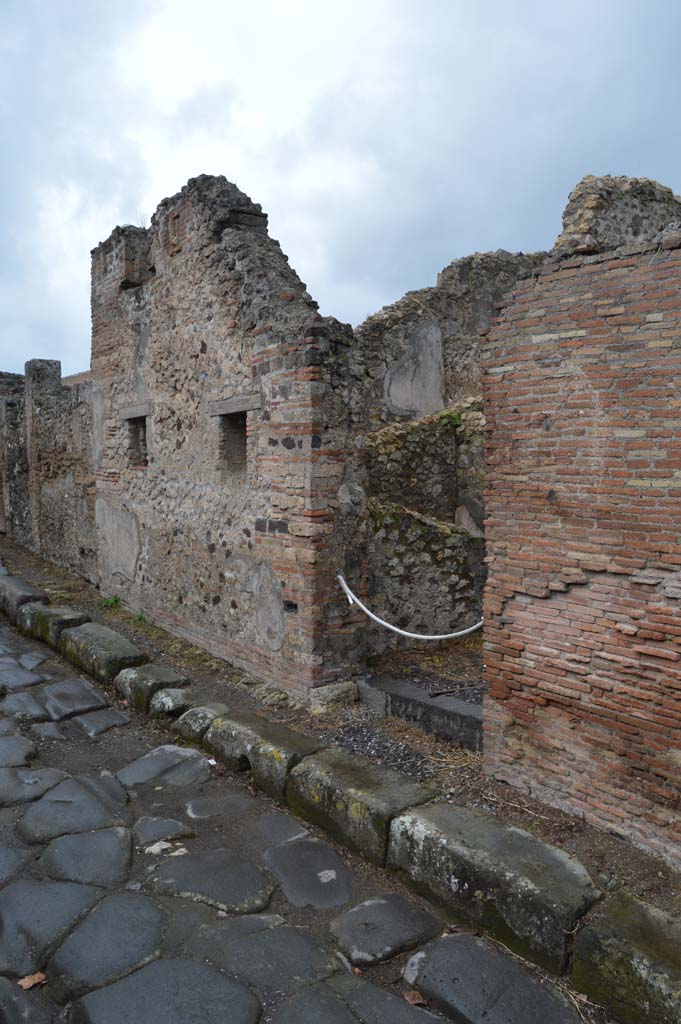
[2, 1, 680, 375]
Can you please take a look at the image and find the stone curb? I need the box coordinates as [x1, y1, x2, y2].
[360, 676, 483, 750]
[1, 573, 678, 1023]
[203, 709, 322, 801]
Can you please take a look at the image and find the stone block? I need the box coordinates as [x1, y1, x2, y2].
[572, 890, 681, 1024]
[113, 663, 187, 709]
[404, 933, 581, 1023]
[205, 710, 322, 800]
[173, 703, 230, 743]
[17, 602, 90, 647]
[149, 688, 193, 718]
[60, 623, 147, 683]
[387, 802, 600, 972]
[286, 748, 434, 864]
[308, 681, 358, 713]
[0, 578, 48, 625]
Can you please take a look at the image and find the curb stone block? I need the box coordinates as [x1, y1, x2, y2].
[114, 664, 188, 710]
[60, 623, 147, 683]
[149, 688, 193, 718]
[571, 890, 681, 1024]
[286, 748, 434, 864]
[387, 802, 600, 972]
[17, 603, 90, 647]
[0, 578, 48, 625]
[174, 703, 230, 743]
[205, 710, 322, 800]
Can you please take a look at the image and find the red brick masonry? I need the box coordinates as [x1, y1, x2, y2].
[482, 241, 681, 867]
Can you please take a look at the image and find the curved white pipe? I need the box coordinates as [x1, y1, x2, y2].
[337, 574, 483, 641]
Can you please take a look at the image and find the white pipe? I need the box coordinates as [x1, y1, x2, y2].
[337, 574, 483, 641]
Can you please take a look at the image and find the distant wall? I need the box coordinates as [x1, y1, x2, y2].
[482, 238, 681, 866]
[0, 362, 97, 580]
[351, 252, 543, 650]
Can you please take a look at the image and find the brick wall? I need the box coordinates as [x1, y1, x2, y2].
[482, 239, 681, 866]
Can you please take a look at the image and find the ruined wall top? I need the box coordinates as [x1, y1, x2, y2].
[554, 173, 681, 255]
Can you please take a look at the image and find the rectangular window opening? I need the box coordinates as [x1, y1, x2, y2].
[127, 416, 148, 468]
[218, 411, 247, 474]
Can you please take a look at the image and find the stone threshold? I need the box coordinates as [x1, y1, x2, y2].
[359, 676, 483, 751]
[1, 574, 680, 1024]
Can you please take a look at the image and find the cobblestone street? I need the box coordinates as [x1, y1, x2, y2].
[0, 617, 593, 1023]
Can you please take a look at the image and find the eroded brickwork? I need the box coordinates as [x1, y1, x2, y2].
[482, 239, 681, 865]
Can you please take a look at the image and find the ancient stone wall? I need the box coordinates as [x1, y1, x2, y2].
[352, 252, 543, 650]
[482, 236, 681, 866]
[90, 176, 362, 696]
[0, 373, 28, 541]
[0, 363, 97, 579]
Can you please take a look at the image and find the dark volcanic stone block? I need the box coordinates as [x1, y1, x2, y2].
[572, 890, 681, 1024]
[0, 578, 48, 625]
[60, 623, 147, 682]
[330, 893, 440, 964]
[205, 709, 322, 800]
[404, 933, 581, 1023]
[72, 959, 260, 1024]
[17, 602, 90, 646]
[286, 747, 434, 864]
[387, 802, 600, 972]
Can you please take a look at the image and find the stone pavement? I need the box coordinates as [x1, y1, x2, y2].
[0, 621, 588, 1024]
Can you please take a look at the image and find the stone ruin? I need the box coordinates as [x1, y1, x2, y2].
[1, 172, 680, 865]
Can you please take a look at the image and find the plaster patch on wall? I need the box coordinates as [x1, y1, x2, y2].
[95, 498, 141, 582]
[384, 322, 445, 417]
[255, 563, 285, 651]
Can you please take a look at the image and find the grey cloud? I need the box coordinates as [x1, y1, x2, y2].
[2, 0, 681, 371]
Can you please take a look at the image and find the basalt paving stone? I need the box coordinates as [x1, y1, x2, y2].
[0, 718, 18, 736]
[0, 735, 36, 767]
[134, 816, 194, 845]
[150, 849, 273, 912]
[404, 933, 581, 1024]
[0, 879, 99, 975]
[41, 678, 108, 721]
[254, 810, 309, 847]
[32, 722, 66, 741]
[330, 894, 441, 964]
[72, 959, 261, 1024]
[185, 921, 339, 997]
[16, 774, 130, 844]
[0, 974, 59, 1024]
[0, 766, 66, 807]
[73, 709, 130, 737]
[0, 691, 48, 722]
[185, 789, 259, 819]
[0, 662, 45, 691]
[116, 745, 211, 788]
[39, 827, 132, 886]
[273, 976, 439, 1024]
[162, 905, 284, 957]
[47, 893, 166, 1001]
[0, 844, 34, 884]
[264, 837, 354, 909]
[19, 651, 50, 671]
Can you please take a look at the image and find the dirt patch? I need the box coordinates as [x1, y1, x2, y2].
[2, 536, 680, 921]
